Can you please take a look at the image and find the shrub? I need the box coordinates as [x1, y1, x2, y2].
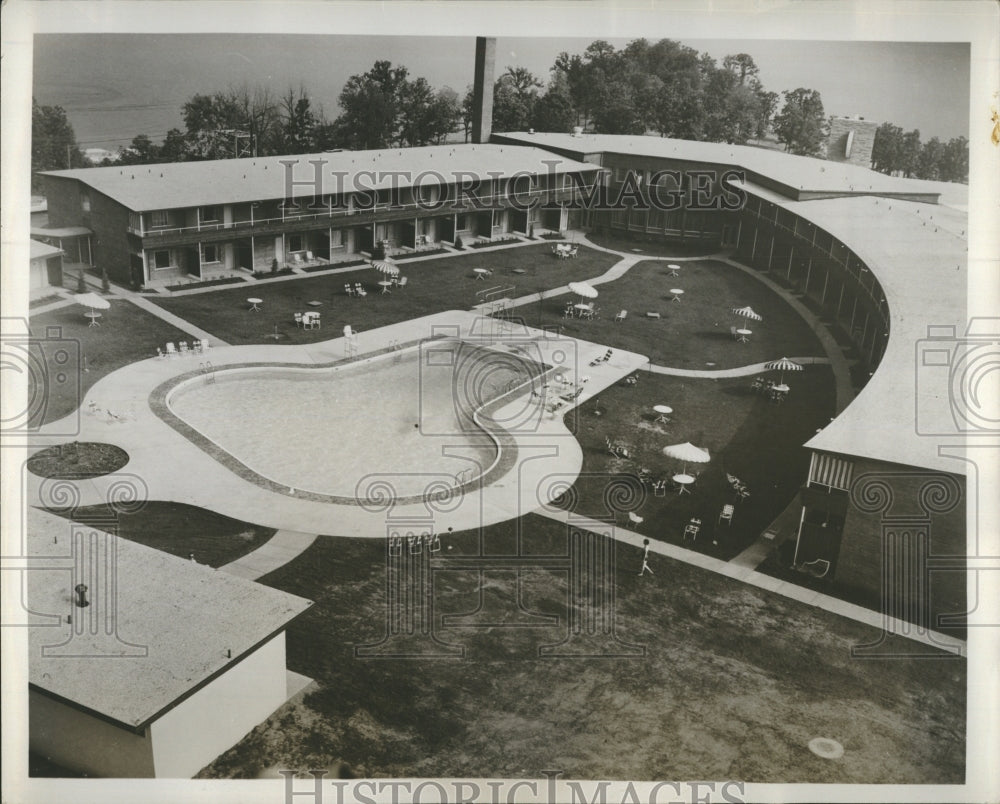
[454, 235, 464, 250]
[100, 267, 110, 293]
[76, 271, 86, 293]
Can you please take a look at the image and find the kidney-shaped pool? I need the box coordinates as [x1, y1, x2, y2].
[162, 341, 543, 502]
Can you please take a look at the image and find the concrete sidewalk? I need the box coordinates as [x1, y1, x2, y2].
[219, 530, 318, 580]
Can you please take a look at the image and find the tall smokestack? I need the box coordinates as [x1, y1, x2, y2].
[472, 37, 497, 144]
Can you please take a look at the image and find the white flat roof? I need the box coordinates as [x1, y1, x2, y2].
[495, 132, 947, 201]
[29, 240, 63, 260]
[41, 143, 601, 212]
[27, 507, 312, 729]
[733, 186, 968, 474]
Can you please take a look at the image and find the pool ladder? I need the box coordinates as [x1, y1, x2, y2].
[199, 361, 216, 384]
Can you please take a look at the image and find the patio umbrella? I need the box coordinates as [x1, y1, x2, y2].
[731, 305, 763, 322]
[567, 281, 598, 300]
[372, 260, 399, 276]
[662, 441, 711, 475]
[73, 292, 111, 311]
[764, 357, 803, 385]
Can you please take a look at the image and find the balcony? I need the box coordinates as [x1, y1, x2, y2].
[127, 185, 597, 247]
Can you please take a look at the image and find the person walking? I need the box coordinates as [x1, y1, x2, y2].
[638, 539, 653, 576]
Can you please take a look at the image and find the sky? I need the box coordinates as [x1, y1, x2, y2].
[31, 34, 970, 152]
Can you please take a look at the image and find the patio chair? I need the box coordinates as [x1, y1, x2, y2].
[398, 276, 408, 288]
[614, 310, 627, 323]
[602, 349, 614, 362]
[730, 326, 739, 341]
[355, 283, 367, 297]
[750, 376, 765, 392]
[345, 284, 354, 297]
[683, 518, 701, 541]
[179, 341, 189, 355]
[718, 504, 735, 525]
[800, 558, 831, 578]
[156, 347, 165, 359]
[568, 246, 579, 257]
[304, 313, 321, 330]
[652, 479, 667, 497]
[294, 312, 304, 327]
[605, 437, 629, 459]
[200, 338, 210, 352]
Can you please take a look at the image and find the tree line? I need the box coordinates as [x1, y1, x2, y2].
[31, 37, 967, 184]
[871, 123, 968, 182]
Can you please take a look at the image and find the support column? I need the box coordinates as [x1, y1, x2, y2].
[471, 37, 497, 144]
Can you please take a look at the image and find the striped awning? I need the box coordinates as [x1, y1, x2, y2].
[808, 452, 854, 490]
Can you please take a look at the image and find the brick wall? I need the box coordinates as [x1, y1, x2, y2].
[88, 190, 135, 285]
[42, 176, 84, 228]
[835, 457, 966, 631]
[825, 117, 878, 168]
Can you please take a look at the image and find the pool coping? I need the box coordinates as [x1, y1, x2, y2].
[149, 338, 552, 506]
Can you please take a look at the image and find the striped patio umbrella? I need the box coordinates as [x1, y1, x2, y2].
[731, 305, 763, 322]
[764, 357, 803, 384]
[372, 260, 399, 276]
[568, 281, 598, 300]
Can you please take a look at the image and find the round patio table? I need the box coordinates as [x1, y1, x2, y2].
[247, 297, 263, 312]
[378, 280, 393, 294]
[772, 383, 790, 393]
[673, 473, 695, 494]
[667, 264, 681, 277]
[653, 404, 673, 423]
[670, 289, 684, 302]
[573, 303, 593, 317]
[736, 328, 752, 343]
[473, 268, 490, 280]
[85, 311, 102, 327]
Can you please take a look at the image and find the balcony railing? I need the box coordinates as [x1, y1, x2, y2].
[129, 184, 599, 238]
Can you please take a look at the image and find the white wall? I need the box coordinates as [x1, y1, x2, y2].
[149, 633, 289, 778]
[29, 690, 156, 777]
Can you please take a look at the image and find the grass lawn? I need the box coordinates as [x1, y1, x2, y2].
[518, 260, 825, 371]
[568, 366, 836, 558]
[150, 243, 618, 346]
[43, 501, 275, 568]
[200, 518, 965, 782]
[28, 299, 190, 427]
[27, 442, 129, 479]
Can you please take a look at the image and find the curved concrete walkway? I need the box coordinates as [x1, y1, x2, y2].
[219, 530, 318, 580]
[646, 355, 829, 379]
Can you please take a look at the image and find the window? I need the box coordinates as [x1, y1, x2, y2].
[287, 234, 304, 252]
[201, 206, 220, 223]
[153, 250, 171, 270]
[330, 229, 343, 247]
[202, 244, 219, 263]
[150, 210, 170, 228]
[456, 214, 469, 230]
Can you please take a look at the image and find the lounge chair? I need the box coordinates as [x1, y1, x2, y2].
[718, 504, 734, 525]
[800, 558, 831, 578]
[200, 338, 210, 352]
[605, 437, 629, 459]
[165, 342, 177, 358]
[627, 512, 644, 527]
[614, 310, 627, 323]
[179, 341, 189, 355]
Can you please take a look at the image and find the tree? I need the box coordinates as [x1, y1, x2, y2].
[532, 73, 576, 133]
[753, 90, 779, 138]
[773, 88, 827, 156]
[591, 80, 644, 134]
[871, 122, 905, 174]
[938, 136, 969, 183]
[32, 99, 84, 188]
[335, 61, 410, 149]
[160, 128, 189, 162]
[461, 86, 476, 142]
[492, 79, 533, 132]
[915, 137, 945, 180]
[900, 129, 922, 178]
[722, 53, 760, 86]
[278, 86, 319, 154]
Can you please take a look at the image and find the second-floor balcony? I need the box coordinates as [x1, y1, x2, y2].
[128, 183, 600, 245]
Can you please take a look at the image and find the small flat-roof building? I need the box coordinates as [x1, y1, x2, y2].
[28, 239, 64, 299]
[27, 507, 313, 778]
[40, 144, 602, 288]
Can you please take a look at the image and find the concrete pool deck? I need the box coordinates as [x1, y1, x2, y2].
[26, 310, 648, 537]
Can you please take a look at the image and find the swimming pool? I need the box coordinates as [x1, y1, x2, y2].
[165, 342, 539, 501]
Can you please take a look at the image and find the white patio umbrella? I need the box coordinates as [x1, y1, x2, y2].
[372, 260, 399, 276]
[731, 305, 763, 323]
[661, 441, 711, 475]
[74, 292, 111, 311]
[764, 357, 803, 385]
[567, 281, 598, 300]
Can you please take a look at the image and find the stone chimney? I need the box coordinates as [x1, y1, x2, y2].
[472, 37, 497, 143]
[825, 116, 878, 167]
